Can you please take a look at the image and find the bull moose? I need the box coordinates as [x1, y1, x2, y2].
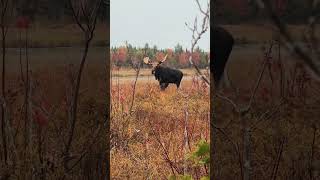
[143, 26, 233, 90]
[143, 55, 183, 90]
[211, 26, 234, 87]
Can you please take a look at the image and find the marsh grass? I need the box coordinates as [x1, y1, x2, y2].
[110, 77, 210, 179]
[211, 45, 320, 179]
[0, 64, 107, 179]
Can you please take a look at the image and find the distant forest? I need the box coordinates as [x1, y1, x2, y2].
[10, 0, 315, 24]
[12, 0, 108, 23]
[111, 44, 209, 69]
[215, 0, 318, 24]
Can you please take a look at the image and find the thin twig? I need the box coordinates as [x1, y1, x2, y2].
[187, 0, 210, 85]
[255, 0, 320, 80]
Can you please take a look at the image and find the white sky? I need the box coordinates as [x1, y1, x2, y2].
[110, 0, 210, 51]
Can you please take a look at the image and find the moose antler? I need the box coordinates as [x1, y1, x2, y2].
[155, 54, 168, 67]
[143, 54, 168, 67]
[159, 54, 168, 63]
[143, 57, 151, 64]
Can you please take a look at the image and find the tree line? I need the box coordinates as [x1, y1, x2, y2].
[111, 43, 210, 69]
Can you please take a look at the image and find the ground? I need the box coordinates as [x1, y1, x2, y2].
[110, 69, 210, 179]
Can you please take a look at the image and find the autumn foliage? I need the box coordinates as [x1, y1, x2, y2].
[111, 45, 209, 69]
[111, 75, 210, 179]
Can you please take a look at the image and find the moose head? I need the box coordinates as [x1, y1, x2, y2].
[143, 54, 183, 90]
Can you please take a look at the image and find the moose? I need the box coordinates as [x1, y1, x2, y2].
[143, 26, 233, 90]
[143, 55, 183, 90]
[211, 26, 234, 88]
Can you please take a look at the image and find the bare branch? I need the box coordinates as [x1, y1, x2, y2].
[250, 99, 286, 130]
[210, 122, 243, 178]
[64, 0, 103, 165]
[254, 0, 320, 81]
[195, 0, 209, 17]
[187, 0, 210, 85]
[68, 0, 86, 32]
[214, 93, 238, 112]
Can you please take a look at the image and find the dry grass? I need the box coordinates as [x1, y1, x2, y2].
[211, 44, 320, 179]
[1, 19, 108, 179]
[110, 77, 210, 179]
[0, 64, 107, 179]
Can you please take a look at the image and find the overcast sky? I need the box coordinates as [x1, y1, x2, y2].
[110, 0, 210, 51]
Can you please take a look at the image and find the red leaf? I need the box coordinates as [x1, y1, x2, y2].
[16, 16, 31, 29]
[33, 109, 48, 127]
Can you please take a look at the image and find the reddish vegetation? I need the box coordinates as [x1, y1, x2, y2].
[115, 46, 128, 63]
[33, 109, 48, 127]
[166, 48, 174, 57]
[211, 41, 320, 179]
[179, 52, 189, 66]
[155, 51, 165, 62]
[111, 77, 210, 178]
[192, 51, 201, 65]
[16, 16, 31, 29]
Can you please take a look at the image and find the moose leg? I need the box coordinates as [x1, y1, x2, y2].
[160, 83, 169, 90]
[176, 75, 183, 89]
[159, 82, 164, 90]
[175, 82, 180, 89]
[160, 83, 165, 90]
[159, 81, 163, 89]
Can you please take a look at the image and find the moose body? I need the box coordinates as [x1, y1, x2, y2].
[211, 26, 234, 87]
[153, 66, 183, 90]
[144, 55, 183, 90]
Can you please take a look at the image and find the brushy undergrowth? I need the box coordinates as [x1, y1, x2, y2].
[0, 65, 107, 179]
[111, 78, 210, 179]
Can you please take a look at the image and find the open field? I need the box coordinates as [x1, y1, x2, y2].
[214, 41, 320, 179]
[6, 23, 109, 48]
[0, 32, 107, 178]
[0, 64, 108, 179]
[110, 77, 210, 179]
[110, 38, 320, 179]
[2, 21, 320, 179]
